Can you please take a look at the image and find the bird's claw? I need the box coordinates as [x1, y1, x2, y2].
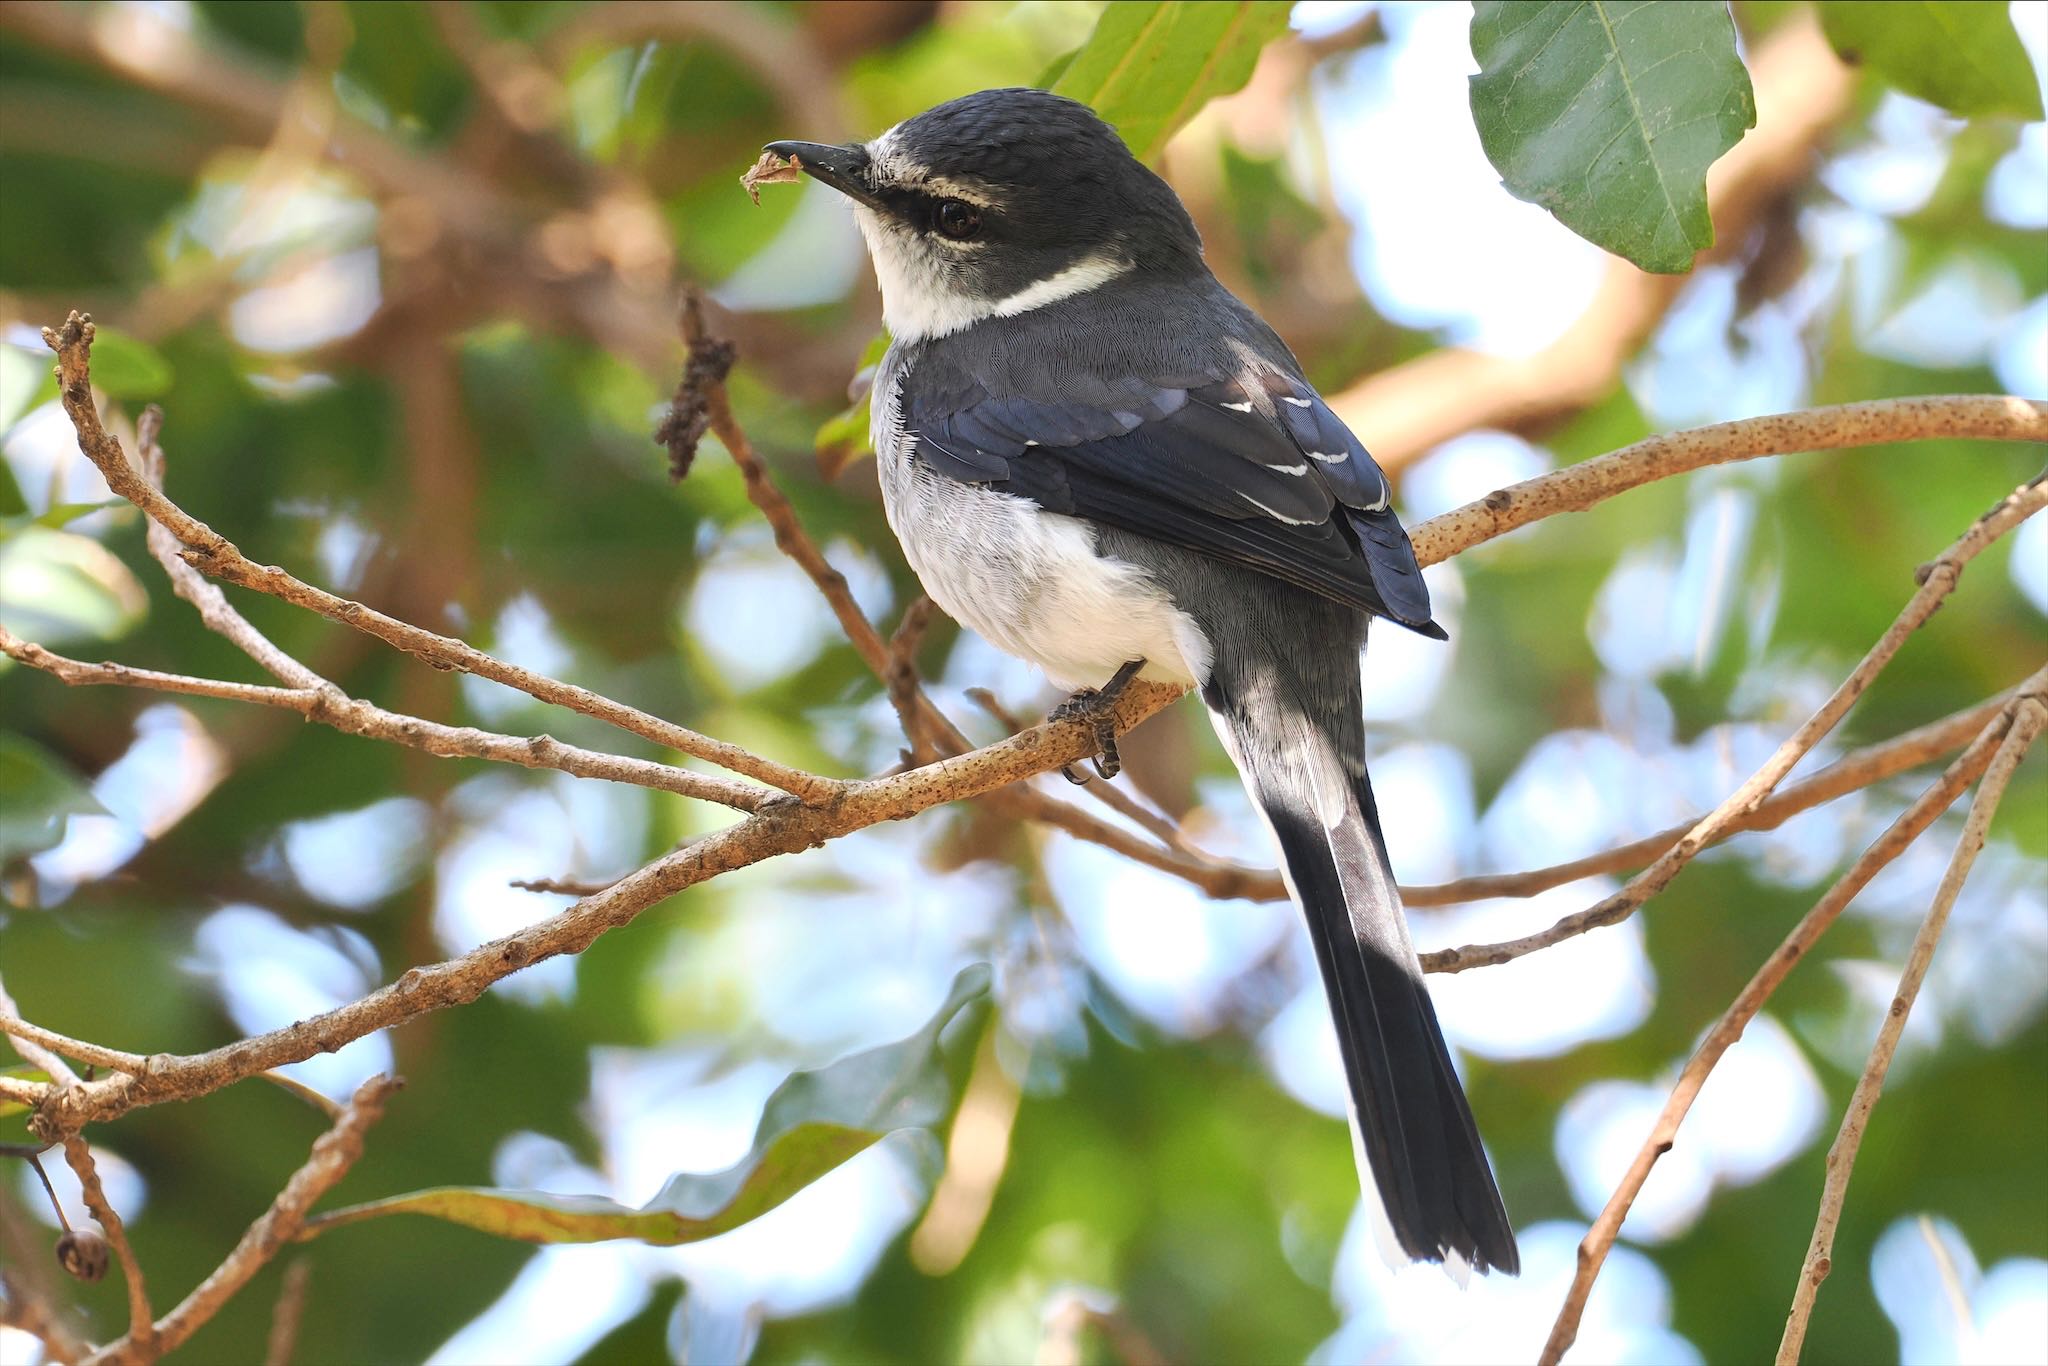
[1050, 659, 1144, 784]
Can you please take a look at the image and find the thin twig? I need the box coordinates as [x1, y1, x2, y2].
[261, 1260, 312, 1366]
[0, 989, 83, 1088]
[1774, 697, 2047, 1365]
[82, 1075, 402, 1366]
[59, 1135, 153, 1354]
[1441, 476, 2046, 974]
[0, 1013, 145, 1077]
[1537, 675, 2043, 1365]
[1414, 687, 2019, 932]
[28, 671, 1185, 1137]
[42, 314, 827, 805]
[886, 595, 938, 752]
[0, 628, 769, 809]
[1406, 397, 2047, 570]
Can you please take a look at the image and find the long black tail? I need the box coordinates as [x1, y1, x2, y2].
[1205, 657, 1519, 1275]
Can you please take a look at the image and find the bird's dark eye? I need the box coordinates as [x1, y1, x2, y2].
[933, 199, 982, 240]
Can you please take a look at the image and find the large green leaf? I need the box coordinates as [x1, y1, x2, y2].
[1469, 1, 1757, 273]
[1051, 2, 1293, 163]
[1820, 2, 2044, 121]
[297, 964, 991, 1246]
[0, 734, 105, 863]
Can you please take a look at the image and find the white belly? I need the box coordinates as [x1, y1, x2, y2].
[878, 449, 1208, 692]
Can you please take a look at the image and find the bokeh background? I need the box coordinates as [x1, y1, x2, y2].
[2, 2, 2045, 1363]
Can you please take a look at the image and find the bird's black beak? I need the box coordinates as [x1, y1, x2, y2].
[764, 140, 884, 210]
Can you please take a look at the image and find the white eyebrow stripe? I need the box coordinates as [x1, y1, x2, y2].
[918, 175, 997, 208]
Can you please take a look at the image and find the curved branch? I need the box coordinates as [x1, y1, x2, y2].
[41, 314, 829, 806]
[81, 1076, 402, 1366]
[1431, 476, 2046, 975]
[0, 630, 769, 809]
[1407, 395, 2048, 568]
[1537, 671, 2045, 1365]
[1775, 697, 2047, 1365]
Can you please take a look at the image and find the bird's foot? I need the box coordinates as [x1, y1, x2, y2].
[1051, 659, 1145, 783]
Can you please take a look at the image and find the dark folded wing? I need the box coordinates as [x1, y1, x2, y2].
[904, 367, 1441, 635]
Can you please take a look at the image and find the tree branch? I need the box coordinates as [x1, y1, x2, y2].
[58, 1136, 153, 1355]
[81, 1076, 402, 1366]
[1774, 696, 2047, 1365]
[40, 313, 828, 806]
[1405, 396, 2047, 570]
[1537, 669, 2046, 1365]
[1435, 474, 2047, 974]
[1410, 689, 2015, 914]
[0, 628, 775, 809]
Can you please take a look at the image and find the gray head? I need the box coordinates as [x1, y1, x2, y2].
[767, 88, 1204, 342]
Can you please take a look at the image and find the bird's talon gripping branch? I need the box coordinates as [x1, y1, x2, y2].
[1052, 658, 1144, 783]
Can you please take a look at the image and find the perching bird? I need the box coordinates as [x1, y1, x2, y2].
[766, 88, 1517, 1275]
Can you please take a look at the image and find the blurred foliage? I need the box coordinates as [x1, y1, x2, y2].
[1819, 1, 2045, 120]
[0, 2, 2042, 1365]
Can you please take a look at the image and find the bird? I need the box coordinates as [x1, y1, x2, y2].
[765, 87, 1518, 1275]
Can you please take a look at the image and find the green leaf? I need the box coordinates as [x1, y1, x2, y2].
[87, 327, 173, 400]
[1820, 2, 2044, 121]
[298, 964, 991, 1246]
[1051, 2, 1294, 162]
[1469, 0, 1757, 273]
[0, 735, 105, 863]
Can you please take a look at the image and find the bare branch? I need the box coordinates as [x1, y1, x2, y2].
[0, 1009, 146, 1079]
[1537, 671, 2045, 1365]
[41, 314, 828, 805]
[1409, 690, 2013, 913]
[59, 1136, 152, 1355]
[82, 1076, 403, 1366]
[1434, 476, 2047, 974]
[261, 1261, 311, 1366]
[29, 674, 1185, 1137]
[1775, 697, 2047, 1364]
[1407, 397, 2048, 570]
[0, 628, 774, 810]
[0, 982, 88, 1086]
